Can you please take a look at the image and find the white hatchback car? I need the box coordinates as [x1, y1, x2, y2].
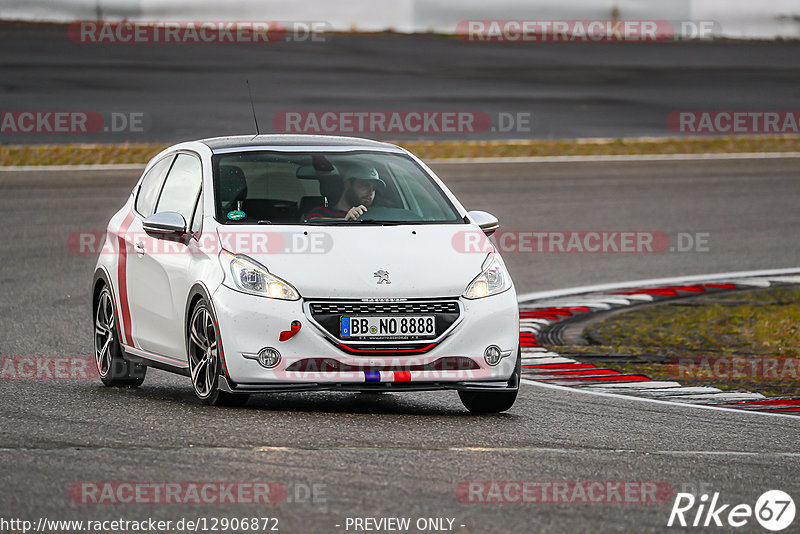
[92, 135, 520, 412]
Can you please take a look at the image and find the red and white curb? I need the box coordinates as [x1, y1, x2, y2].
[516, 268, 800, 415]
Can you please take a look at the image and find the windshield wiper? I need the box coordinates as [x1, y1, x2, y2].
[304, 218, 406, 226]
[356, 219, 404, 225]
[303, 219, 355, 225]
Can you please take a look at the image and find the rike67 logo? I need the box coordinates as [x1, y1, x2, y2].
[668, 490, 795, 531]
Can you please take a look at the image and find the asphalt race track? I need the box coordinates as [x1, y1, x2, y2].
[0, 157, 799, 532]
[1, 22, 800, 143]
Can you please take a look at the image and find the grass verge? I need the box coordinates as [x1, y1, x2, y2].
[549, 286, 800, 397]
[1, 135, 799, 166]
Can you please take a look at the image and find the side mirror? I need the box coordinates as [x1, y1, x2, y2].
[467, 210, 499, 236]
[143, 212, 187, 235]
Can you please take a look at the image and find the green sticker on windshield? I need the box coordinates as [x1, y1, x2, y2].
[227, 210, 245, 221]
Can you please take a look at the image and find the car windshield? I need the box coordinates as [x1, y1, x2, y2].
[212, 150, 463, 225]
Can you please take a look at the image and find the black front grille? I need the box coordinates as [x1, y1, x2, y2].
[308, 299, 461, 343]
[309, 301, 459, 315]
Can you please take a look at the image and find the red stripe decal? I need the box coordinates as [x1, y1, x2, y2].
[116, 210, 136, 345]
[210, 307, 230, 379]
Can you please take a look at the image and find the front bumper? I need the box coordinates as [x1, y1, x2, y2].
[211, 284, 519, 390]
[217, 373, 520, 394]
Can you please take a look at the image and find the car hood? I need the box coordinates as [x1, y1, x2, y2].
[216, 224, 494, 299]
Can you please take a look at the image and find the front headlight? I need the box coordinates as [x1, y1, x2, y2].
[219, 250, 300, 300]
[463, 253, 511, 299]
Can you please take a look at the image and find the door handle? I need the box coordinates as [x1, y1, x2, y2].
[134, 241, 145, 253]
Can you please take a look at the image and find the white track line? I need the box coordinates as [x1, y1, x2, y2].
[445, 447, 800, 457]
[517, 267, 800, 303]
[428, 152, 800, 165]
[0, 164, 145, 172]
[522, 379, 799, 420]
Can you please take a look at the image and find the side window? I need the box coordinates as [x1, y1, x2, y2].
[155, 153, 202, 224]
[190, 195, 203, 233]
[135, 156, 174, 217]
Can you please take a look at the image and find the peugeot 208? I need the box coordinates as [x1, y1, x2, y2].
[92, 135, 520, 412]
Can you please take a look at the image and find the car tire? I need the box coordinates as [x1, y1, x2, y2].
[94, 285, 147, 387]
[187, 298, 250, 407]
[458, 346, 520, 414]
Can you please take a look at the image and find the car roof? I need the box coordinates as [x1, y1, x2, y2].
[199, 134, 400, 152]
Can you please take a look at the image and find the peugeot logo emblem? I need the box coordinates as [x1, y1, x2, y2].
[374, 270, 391, 284]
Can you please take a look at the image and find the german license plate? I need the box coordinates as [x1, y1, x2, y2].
[340, 316, 436, 338]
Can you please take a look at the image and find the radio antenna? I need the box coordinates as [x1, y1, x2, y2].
[246, 79, 261, 135]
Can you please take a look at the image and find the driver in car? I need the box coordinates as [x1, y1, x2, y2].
[306, 166, 385, 221]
